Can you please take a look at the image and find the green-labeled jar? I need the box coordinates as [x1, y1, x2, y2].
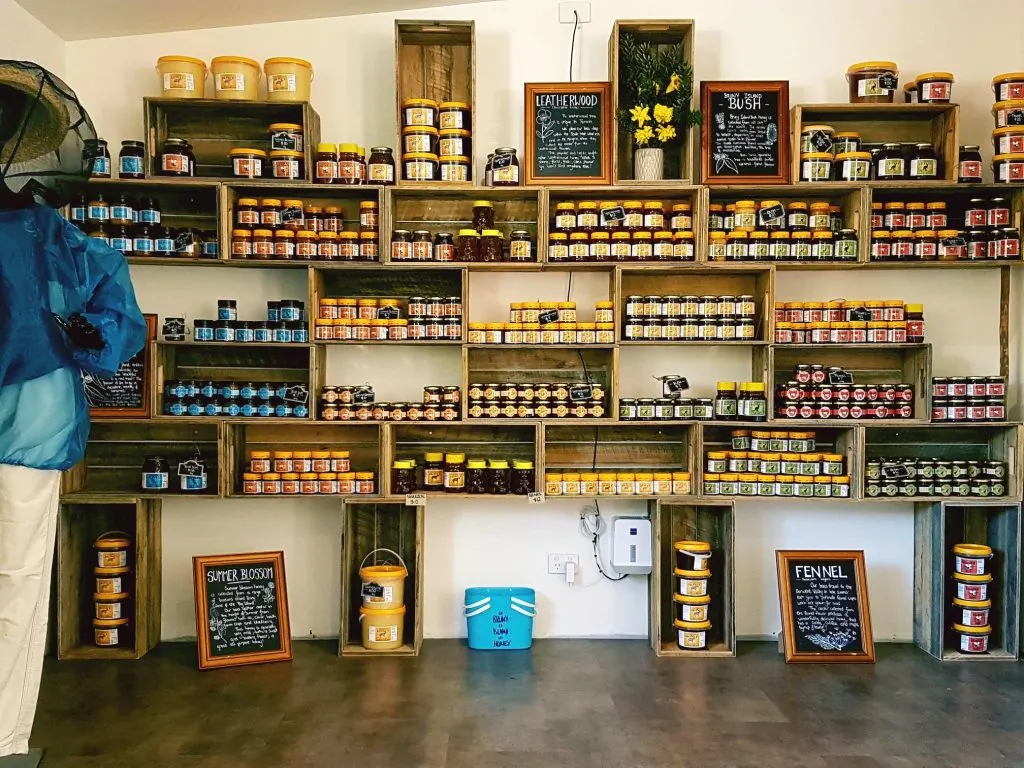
[719, 473, 739, 496]
[800, 455, 821, 476]
[761, 453, 781, 474]
[781, 453, 801, 475]
[703, 473, 721, 496]
[758, 476, 776, 496]
[935, 480, 952, 497]
[747, 455, 762, 474]
[882, 481, 899, 497]
[916, 479, 934, 496]
[900, 481, 918, 497]
[831, 477, 851, 497]
[731, 430, 751, 451]
[769, 431, 789, 453]
[776, 475, 795, 496]
[814, 476, 832, 497]
[795, 477, 814, 497]
[706, 452, 728, 474]
[738, 474, 757, 496]
[865, 460, 881, 481]
[953, 480, 971, 497]
[865, 480, 882, 497]
[822, 453, 844, 476]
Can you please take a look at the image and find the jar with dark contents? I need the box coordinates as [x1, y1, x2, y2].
[457, 229, 479, 262]
[479, 230, 503, 263]
[434, 232, 455, 261]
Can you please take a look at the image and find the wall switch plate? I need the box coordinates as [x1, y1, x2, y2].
[558, 1, 591, 24]
[548, 553, 580, 574]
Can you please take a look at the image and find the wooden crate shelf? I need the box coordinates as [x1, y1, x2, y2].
[84, 178, 220, 242]
[395, 20, 475, 183]
[790, 104, 959, 184]
[914, 501, 1020, 661]
[340, 501, 423, 656]
[543, 422, 694, 475]
[651, 500, 735, 657]
[62, 421, 220, 498]
[609, 20, 697, 185]
[225, 422, 382, 497]
[57, 498, 161, 660]
[144, 98, 321, 181]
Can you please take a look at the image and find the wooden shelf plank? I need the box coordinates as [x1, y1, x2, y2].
[619, 340, 769, 346]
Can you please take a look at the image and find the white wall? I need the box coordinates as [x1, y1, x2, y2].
[0, 0, 65, 75]
[51, 0, 1024, 641]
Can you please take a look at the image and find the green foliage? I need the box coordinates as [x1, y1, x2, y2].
[617, 32, 701, 145]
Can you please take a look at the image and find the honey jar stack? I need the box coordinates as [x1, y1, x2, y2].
[93, 534, 132, 648]
[673, 540, 712, 650]
[950, 543, 994, 654]
[401, 99, 473, 183]
[990, 73, 1024, 184]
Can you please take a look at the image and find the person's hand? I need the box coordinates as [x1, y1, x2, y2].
[53, 312, 105, 350]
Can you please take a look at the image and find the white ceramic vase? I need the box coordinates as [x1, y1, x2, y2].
[634, 147, 665, 181]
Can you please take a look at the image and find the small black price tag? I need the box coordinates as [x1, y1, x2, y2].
[538, 309, 559, 325]
[353, 388, 375, 404]
[810, 130, 833, 153]
[271, 131, 297, 151]
[879, 73, 898, 91]
[849, 306, 872, 322]
[173, 231, 193, 252]
[663, 376, 690, 394]
[283, 384, 310, 405]
[377, 306, 400, 320]
[757, 203, 786, 227]
[177, 459, 206, 478]
[569, 384, 593, 401]
[941, 236, 967, 248]
[1009, 110, 1024, 127]
[162, 318, 186, 338]
[600, 205, 626, 225]
[828, 369, 854, 385]
[492, 153, 514, 170]
[281, 206, 304, 223]
[361, 583, 385, 598]
[882, 464, 911, 480]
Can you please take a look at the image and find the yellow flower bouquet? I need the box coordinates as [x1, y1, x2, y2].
[618, 33, 701, 148]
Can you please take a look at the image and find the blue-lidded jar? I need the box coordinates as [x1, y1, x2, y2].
[194, 320, 214, 342]
[218, 300, 237, 321]
[198, 380, 216, 399]
[165, 380, 184, 398]
[253, 322, 271, 343]
[280, 300, 304, 321]
[235, 321, 254, 343]
[272, 322, 291, 343]
[133, 226, 155, 255]
[214, 320, 235, 342]
[240, 398, 257, 418]
[289, 321, 308, 343]
[267, 301, 281, 322]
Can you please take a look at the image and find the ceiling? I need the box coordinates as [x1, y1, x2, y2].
[14, 0, 501, 41]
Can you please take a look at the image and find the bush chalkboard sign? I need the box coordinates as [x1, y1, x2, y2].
[776, 550, 874, 663]
[193, 551, 292, 669]
[83, 313, 156, 418]
[701, 81, 790, 185]
[524, 82, 612, 185]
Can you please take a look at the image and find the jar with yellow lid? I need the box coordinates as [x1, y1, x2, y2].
[672, 471, 691, 496]
[733, 200, 757, 231]
[616, 473, 637, 496]
[847, 61, 899, 103]
[708, 231, 727, 261]
[800, 125, 835, 155]
[545, 473, 563, 496]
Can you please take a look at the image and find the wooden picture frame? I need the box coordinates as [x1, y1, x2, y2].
[524, 82, 613, 186]
[701, 80, 790, 185]
[776, 550, 875, 664]
[193, 551, 292, 670]
[85, 313, 156, 419]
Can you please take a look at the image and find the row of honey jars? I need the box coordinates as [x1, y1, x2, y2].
[234, 198, 378, 233]
[710, 201, 843, 233]
[553, 200, 693, 232]
[550, 230, 695, 262]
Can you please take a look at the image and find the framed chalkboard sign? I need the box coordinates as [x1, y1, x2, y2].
[701, 81, 790, 185]
[776, 550, 874, 664]
[524, 82, 612, 185]
[83, 313, 156, 419]
[193, 551, 292, 670]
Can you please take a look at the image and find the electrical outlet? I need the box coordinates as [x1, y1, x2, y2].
[548, 553, 580, 574]
[558, 1, 591, 24]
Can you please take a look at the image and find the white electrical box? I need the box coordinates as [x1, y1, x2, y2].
[610, 517, 653, 575]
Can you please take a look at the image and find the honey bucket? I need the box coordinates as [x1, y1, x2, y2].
[211, 56, 261, 100]
[94, 532, 130, 568]
[359, 606, 406, 651]
[264, 57, 313, 102]
[359, 548, 407, 610]
[156, 55, 207, 98]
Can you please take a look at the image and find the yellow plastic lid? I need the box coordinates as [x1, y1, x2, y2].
[673, 593, 711, 605]
[917, 71, 954, 82]
[229, 147, 267, 157]
[269, 123, 302, 133]
[158, 55, 207, 68]
[402, 98, 439, 107]
[952, 597, 992, 609]
[952, 623, 991, 635]
[95, 566, 129, 575]
[445, 453, 466, 463]
[440, 101, 470, 109]
[673, 619, 712, 630]
[993, 72, 1024, 84]
[93, 617, 129, 627]
[993, 153, 1024, 161]
[264, 56, 312, 69]
[800, 152, 833, 160]
[94, 591, 129, 601]
[317, 143, 337, 154]
[95, 537, 130, 550]
[270, 149, 303, 158]
[211, 55, 260, 69]
[953, 572, 993, 583]
[403, 125, 439, 135]
[847, 61, 898, 74]
[673, 568, 711, 580]
[835, 131, 861, 138]
[800, 124, 834, 134]
[359, 562, 408, 580]
[953, 543, 993, 557]
[994, 126, 1024, 136]
[835, 151, 872, 160]
[359, 605, 407, 616]
[404, 152, 439, 160]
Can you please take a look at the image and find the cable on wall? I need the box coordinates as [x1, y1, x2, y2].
[569, 10, 580, 81]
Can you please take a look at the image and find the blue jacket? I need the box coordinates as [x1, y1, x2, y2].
[0, 205, 146, 470]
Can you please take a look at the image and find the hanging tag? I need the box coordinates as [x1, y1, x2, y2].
[1009, 110, 1024, 127]
[353, 388, 375, 404]
[281, 206, 304, 223]
[828, 369, 854, 385]
[600, 205, 626, 225]
[283, 384, 310, 404]
[881, 464, 911, 480]
[377, 306, 400, 320]
[849, 306, 871, 322]
[878, 73, 898, 91]
[527, 492, 545, 505]
[405, 493, 427, 507]
[361, 582, 385, 598]
[569, 384, 594, 401]
[492, 153, 513, 170]
[271, 131, 297, 151]
[173, 231, 194, 252]
[757, 203, 786, 226]
[539, 309, 560, 325]
[662, 376, 690, 395]
[810, 131, 833, 153]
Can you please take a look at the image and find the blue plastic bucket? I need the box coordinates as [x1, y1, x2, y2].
[464, 587, 536, 650]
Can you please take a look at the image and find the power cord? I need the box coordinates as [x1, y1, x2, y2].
[580, 503, 628, 581]
[569, 10, 580, 82]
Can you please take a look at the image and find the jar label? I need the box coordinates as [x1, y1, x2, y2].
[162, 153, 188, 173]
[91, 157, 110, 176]
[134, 237, 153, 253]
[142, 471, 169, 490]
[405, 160, 435, 181]
[441, 163, 469, 182]
[920, 81, 950, 101]
[369, 163, 394, 182]
[878, 158, 905, 177]
[439, 112, 465, 129]
[163, 72, 195, 91]
[858, 76, 894, 96]
[910, 158, 937, 178]
[234, 158, 263, 177]
[273, 159, 300, 178]
[216, 73, 245, 91]
[268, 73, 297, 93]
[439, 138, 465, 156]
[111, 205, 132, 221]
[119, 156, 143, 175]
[801, 159, 830, 181]
[494, 165, 518, 184]
[998, 162, 1024, 182]
[405, 107, 435, 126]
[842, 159, 870, 180]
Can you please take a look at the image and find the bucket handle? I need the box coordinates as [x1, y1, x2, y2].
[360, 548, 406, 571]
[96, 530, 132, 543]
[510, 597, 536, 609]
[511, 603, 536, 618]
[679, 550, 709, 560]
[464, 597, 491, 618]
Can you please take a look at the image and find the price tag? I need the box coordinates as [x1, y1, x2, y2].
[539, 309, 560, 325]
[663, 376, 690, 394]
[281, 205, 304, 223]
[353, 388, 375, 404]
[757, 203, 786, 227]
[879, 73, 898, 92]
[881, 464, 911, 480]
[173, 231, 193, 252]
[941, 236, 967, 248]
[849, 306, 872, 322]
[405, 493, 427, 507]
[1009, 110, 1024, 127]
[377, 306, 400, 320]
[810, 130, 833, 153]
[569, 384, 593, 401]
[600, 205, 626, 225]
[492, 153, 514, 170]
[283, 384, 310, 404]
[527, 492, 545, 505]
[271, 131, 297, 151]
[361, 583, 385, 598]
[177, 459, 205, 478]
[828, 369, 854, 385]
[162, 317, 186, 338]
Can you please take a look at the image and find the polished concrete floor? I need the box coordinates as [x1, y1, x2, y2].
[29, 640, 1024, 767]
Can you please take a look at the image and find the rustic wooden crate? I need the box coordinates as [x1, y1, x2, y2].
[62, 421, 220, 499]
[705, 184, 868, 264]
[771, 344, 932, 425]
[144, 98, 321, 181]
[221, 182, 384, 264]
[154, 342, 313, 420]
[395, 20, 475, 184]
[388, 422, 540, 496]
[698, 424, 859, 501]
[651, 500, 735, 657]
[387, 186, 544, 263]
[57, 498, 161, 660]
[617, 265, 774, 343]
[340, 501, 423, 656]
[225, 423, 382, 498]
[790, 104, 960, 184]
[862, 425, 1022, 502]
[609, 20, 697, 185]
[914, 501, 1020, 661]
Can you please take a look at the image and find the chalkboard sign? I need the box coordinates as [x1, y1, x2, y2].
[524, 82, 612, 185]
[701, 81, 790, 185]
[193, 551, 292, 670]
[776, 550, 874, 664]
[84, 313, 156, 418]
